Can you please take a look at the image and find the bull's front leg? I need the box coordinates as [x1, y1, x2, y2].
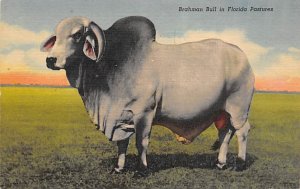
[111, 138, 130, 173]
[134, 111, 155, 178]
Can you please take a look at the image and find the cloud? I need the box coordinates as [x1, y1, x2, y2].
[288, 47, 300, 54]
[156, 30, 300, 91]
[0, 24, 272, 74]
[0, 22, 298, 91]
[255, 47, 300, 91]
[0, 50, 30, 72]
[0, 22, 50, 49]
[261, 47, 300, 77]
[0, 48, 51, 73]
[0, 22, 54, 73]
[0, 22, 68, 85]
[157, 29, 271, 64]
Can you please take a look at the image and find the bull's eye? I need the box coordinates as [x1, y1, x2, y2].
[72, 32, 82, 41]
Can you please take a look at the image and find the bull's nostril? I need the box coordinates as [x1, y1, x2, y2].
[46, 57, 57, 64]
[46, 57, 60, 70]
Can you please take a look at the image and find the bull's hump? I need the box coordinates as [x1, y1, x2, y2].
[102, 16, 156, 68]
[106, 16, 155, 42]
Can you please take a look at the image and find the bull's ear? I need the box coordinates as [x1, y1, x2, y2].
[83, 22, 105, 61]
[83, 35, 97, 60]
[40, 35, 56, 52]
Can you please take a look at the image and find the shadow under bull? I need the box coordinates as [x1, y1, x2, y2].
[106, 153, 257, 174]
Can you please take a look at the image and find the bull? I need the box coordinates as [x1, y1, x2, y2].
[41, 16, 255, 177]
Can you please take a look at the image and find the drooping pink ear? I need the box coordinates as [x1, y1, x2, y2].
[40, 35, 56, 52]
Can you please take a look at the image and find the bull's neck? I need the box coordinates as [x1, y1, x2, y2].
[73, 58, 137, 128]
[75, 61, 111, 128]
[81, 85, 111, 128]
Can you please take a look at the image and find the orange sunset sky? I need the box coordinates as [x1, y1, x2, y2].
[1, 72, 300, 92]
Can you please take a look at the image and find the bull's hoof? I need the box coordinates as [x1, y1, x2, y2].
[133, 165, 150, 178]
[110, 167, 127, 174]
[133, 169, 150, 178]
[215, 159, 227, 170]
[233, 157, 246, 171]
[211, 139, 221, 151]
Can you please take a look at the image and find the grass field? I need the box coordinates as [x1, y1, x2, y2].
[0, 87, 299, 188]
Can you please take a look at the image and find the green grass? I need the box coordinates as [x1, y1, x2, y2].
[0, 87, 299, 188]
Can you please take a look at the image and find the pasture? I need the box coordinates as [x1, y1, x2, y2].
[0, 87, 299, 188]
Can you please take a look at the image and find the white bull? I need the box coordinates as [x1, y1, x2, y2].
[41, 16, 255, 177]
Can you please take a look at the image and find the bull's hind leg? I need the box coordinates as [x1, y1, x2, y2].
[235, 120, 250, 171]
[224, 80, 254, 171]
[216, 118, 251, 171]
[215, 114, 235, 170]
[212, 111, 232, 151]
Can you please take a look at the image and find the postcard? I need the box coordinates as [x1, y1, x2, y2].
[1, 0, 299, 188]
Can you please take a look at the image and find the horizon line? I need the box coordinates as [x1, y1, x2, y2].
[1, 84, 300, 94]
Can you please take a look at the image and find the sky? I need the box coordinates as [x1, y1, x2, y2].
[0, 0, 299, 91]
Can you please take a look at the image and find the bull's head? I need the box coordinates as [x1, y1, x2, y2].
[40, 17, 105, 88]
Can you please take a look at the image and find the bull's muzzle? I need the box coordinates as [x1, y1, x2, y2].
[46, 57, 60, 70]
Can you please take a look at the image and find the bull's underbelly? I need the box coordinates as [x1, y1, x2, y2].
[153, 112, 216, 142]
[154, 109, 229, 144]
[153, 80, 226, 142]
